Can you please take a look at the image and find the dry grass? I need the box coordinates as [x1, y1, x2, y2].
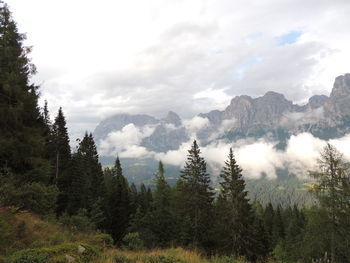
[96, 247, 211, 263]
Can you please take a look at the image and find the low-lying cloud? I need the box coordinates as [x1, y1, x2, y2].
[99, 123, 156, 158]
[99, 124, 350, 179]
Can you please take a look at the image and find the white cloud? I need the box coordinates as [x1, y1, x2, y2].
[208, 119, 236, 141]
[6, 0, 350, 140]
[183, 116, 210, 134]
[155, 133, 350, 180]
[284, 133, 326, 177]
[330, 134, 350, 161]
[97, 121, 350, 179]
[99, 124, 155, 157]
[280, 107, 324, 128]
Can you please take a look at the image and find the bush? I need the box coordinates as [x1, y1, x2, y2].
[0, 179, 58, 215]
[0, 218, 12, 253]
[122, 233, 144, 251]
[9, 243, 100, 263]
[58, 210, 95, 233]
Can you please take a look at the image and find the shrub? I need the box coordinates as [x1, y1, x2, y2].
[122, 232, 144, 251]
[10, 243, 100, 263]
[59, 210, 95, 233]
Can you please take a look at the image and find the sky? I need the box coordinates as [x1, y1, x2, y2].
[5, 0, 350, 140]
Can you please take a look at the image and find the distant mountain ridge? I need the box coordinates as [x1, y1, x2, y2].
[94, 74, 350, 152]
[93, 74, 350, 207]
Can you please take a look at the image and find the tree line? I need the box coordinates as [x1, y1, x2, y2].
[1, 2, 350, 262]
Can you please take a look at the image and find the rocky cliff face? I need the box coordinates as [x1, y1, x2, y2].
[93, 74, 350, 154]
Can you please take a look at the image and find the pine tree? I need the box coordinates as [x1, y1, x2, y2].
[215, 148, 258, 259]
[272, 205, 285, 244]
[64, 133, 104, 216]
[263, 202, 275, 249]
[139, 183, 152, 214]
[309, 143, 350, 262]
[149, 161, 175, 247]
[52, 107, 71, 184]
[129, 183, 138, 215]
[78, 133, 104, 209]
[0, 2, 49, 180]
[104, 157, 130, 243]
[175, 140, 214, 248]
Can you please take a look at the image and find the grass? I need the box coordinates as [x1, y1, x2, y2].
[0, 208, 248, 263]
[95, 248, 247, 263]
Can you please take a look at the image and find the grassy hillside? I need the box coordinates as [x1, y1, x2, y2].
[0, 208, 248, 263]
[0, 207, 111, 262]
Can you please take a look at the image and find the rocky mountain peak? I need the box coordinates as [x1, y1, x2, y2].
[162, 111, 182, 127]
[230, 95, 253, 105]
[262, 91, 288, 101]
[307, 95, 328, 109]
[326, 74, 350, 116]
[330, 73, 350, 99]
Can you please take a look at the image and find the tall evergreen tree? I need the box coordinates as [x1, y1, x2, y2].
[175, 140, 214, 249]
[64, 133, 104, 216]
[263, 202, 275, 249]
[78, 133, 104, 209]
[52, 107, 71, 184]
[149, 161, 175, 247]
[215, 148, 260, 260]
[0, 2, 49, 180]
[309, 143, 350, 262]
[129, 183, 138, 215]
[104, 157, 130, 243]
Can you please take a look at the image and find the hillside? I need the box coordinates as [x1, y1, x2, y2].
[0, 209, 247, 263]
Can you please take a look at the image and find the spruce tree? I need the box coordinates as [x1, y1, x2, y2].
[64, 133, 104, 216]
[78, 133, 104, 209]
[129, 183, 138, 215]
[175, 140, 214, 248]
[215, 148, 257, 259]
[52, 107, 71, 184]
[105, 157, 130, 243]
[150, 161, 175, 246]
[0, 2, 49, 180]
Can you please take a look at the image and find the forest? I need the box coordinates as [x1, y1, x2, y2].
[1, 2, 350, 263]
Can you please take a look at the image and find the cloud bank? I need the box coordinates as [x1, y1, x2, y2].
[99, 124, 350, 179]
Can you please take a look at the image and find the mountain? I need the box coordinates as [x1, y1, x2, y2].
[94, 74, 350, 151]
[93, 74, 350, 206]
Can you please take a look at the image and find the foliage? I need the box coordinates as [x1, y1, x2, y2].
[9, 243, 100, 263]
[122, 233, 144, 251]
[175, 140, 214, 249]
[215, 148, 265, 260]
[58, 209, 96, 233]
[309, 143, 350, 262]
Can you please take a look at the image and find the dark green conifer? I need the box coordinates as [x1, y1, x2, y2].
[52, 107, 71, 184]
[105, 157, 130, 243]
[0, 2, 49, 180]
[175, 140, 214, 248]
[215, 148, 259, 259]
[149, 161, 175, 247]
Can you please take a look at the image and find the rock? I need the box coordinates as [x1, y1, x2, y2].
[78, 245, 86, 254]
[162, 111, 182, 127]
[307, 95, 328, 109]
[65, 255, 76, 262]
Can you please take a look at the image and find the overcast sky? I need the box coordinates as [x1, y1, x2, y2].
[6, 0, 350, 140]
